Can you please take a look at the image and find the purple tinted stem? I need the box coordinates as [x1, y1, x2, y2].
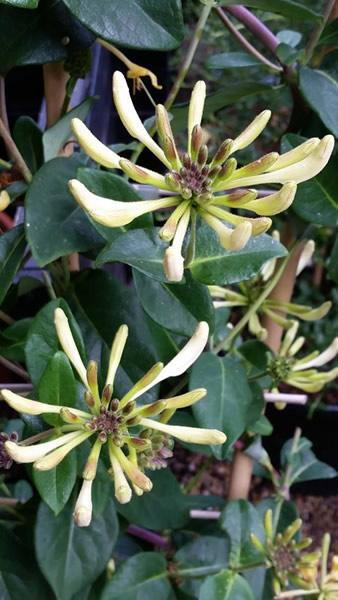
[127, 524, 169, 548]
[226, 5, 279, 54]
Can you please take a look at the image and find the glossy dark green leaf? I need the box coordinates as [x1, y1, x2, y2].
[175, 537, 229, 597]
[189, 225, 287, 285]
[282, 134, 338, 226]
[0, 225, 26, 306]
[299, 67, 338, 136]
[35, 497, 118, 600]
[96, 228, 166, 278]
[25, 298, 85, 387]
[190, 354, 264, 458]
[0, 525, 53, 600]
[0, 1, 94, 74]
[25, 155, 103, 266]
[101, 553, 172, 600]
[13, 117, 43, 174]
[172, 83, 275, 134]
[219, 0, 320, 21]
[207, 52, 263, 70]
[199, 570, 255, 600]
[134, 270, 215, 337]
[117, 469, 189, 530]
[78, 168, 152, 243]
[281, 436, 336, 484]
[63, 0, 184, 50]
[38, 351, 77, 425]
[219, 500, 265, 568]
[43, 98, 94, 161]
[33, 452, 77, 515]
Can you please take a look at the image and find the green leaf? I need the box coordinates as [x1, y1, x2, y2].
[189, 225, 287, 285]
[25, 298, 85, 387]
[78, 168, 152, 242]
[13, 116, 43, 173]
[0, 1, 94, 74]
[38, 351, 77, 425]
[0, 0, 39, 7]
[25, 155, 103, 266]
[281, 436, 337, 484]
[0, 525, 53, 600]
[199, 570, 255, 600]
[117, 469, 189, 530]
[282, 134, 338, 226]
[134, 269, 215, 337]
[96, 228, 167, 279]
[175, 537, 229, 597]
[190, 354, 263, 458]
[35, 497, 118, 600]
[33, 452, 77, 515]
[63, 0, 184, 51]
[43, 98, 94, 161]
[299, 67, 338, 137]
[207, 52, 263, 70]
[219, 0, 320, 21]
[277, 30, 302, 47]
[219, 500, 265, 568]
[0, 225, 26, 306]
[172, 83, 276, 134]
[101, 553, 172, 600]
[275, 43, 300, 65]
[328, 235, 338, 283]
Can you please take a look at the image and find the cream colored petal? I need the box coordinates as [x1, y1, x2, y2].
[188, 81, 206, 154]
[279, 320, 299, 356]
[163, 246, 185, 283]
[163, 388, 207, 409]
[106, 324, 128, 388]
[217, 135, 334, 189]
[0, 190, 10, 211]
[119, 159, 172, 190]
[297, 240, 315, 275]
[5, 430, 83, 463]
[54, 308, 88, 387]
[69, 179, 178, 227]
[1, 389, 90, 418]
[201, 211, 252, 251]
[206, 205, 271, 236]
[266, 138, 320, 172]
[71, 118, 121, 169]
[112, 71, 170, 167]
[34, 431, 92, 470]
[73, 479, 93, 527]
[140, 418, 226, 445]
[293, 337, 338, 371]
[240, 182, 296, 216]
[230, 110, 271, 154]
[109, 444, 132, 504]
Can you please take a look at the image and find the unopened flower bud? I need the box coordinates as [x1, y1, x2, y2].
[0, 190, 10, 211]
[73, 479, 93, 527]
[197, 144, 208, 167]
[210, 139, 233, 167]
[190, 124, 203, 160]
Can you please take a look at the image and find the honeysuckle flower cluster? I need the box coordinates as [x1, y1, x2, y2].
[0, 309, 226, 527]
[209, 236, 331, 341]
[251, 509, 321, 595]
[268, 320, 338, 393]
[68, 71, 334, 282]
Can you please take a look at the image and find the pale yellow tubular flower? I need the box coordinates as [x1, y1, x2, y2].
[188, 81, 206, 155]
[54, 308, 88, 388]
[34, 431, 92, 471]
[164, 205, 191, 282]
[297, 240, 315, 275]
[105, 324, 128, 388]
[211, 189, 257, 208]
[124, 321, 209, 404]
[118, 159, 172, 190]
[108, 442, 132, 504]
[140, 417, 226, 445]
[293, 337, 338, 371]
[69, 179, 179, 227]
[261, 231, 280, 281]
[163, 388, 207, 409]
[266, 138, 320, 172]
[5, 430, 84, 464]
[112, 71, 170, 168]
[207, 205, 272, 236]
[229, 152, 279, 179]
[114, 446, 153, 491]
[159, 199, 190, 241]
[248, 312, 267, 341]
[73, 479, 93, 527]
[238, 182, 297, 216]
[201, 210, 252, 251]
[71, 118, 121, 169]
[0, 190, 10, 211]
[229, 110, 271, 154]
[1, 389, 90, 418]
[288, 336, 306, 356]
[217, 135, 334, 190]
[279, 320, 299, 356]
[119, 362, 164, 409]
